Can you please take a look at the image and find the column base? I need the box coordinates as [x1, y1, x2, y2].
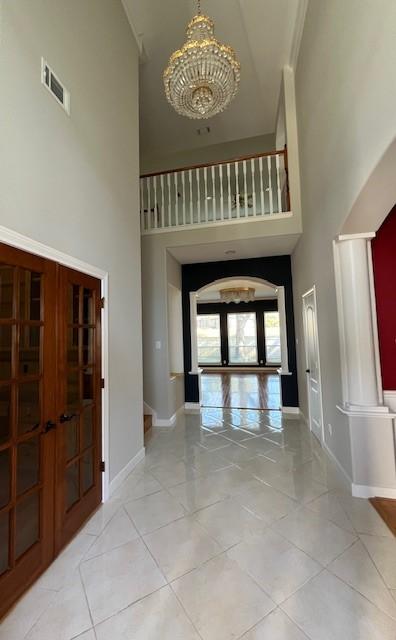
[337, 403, 395, 417]
[340, 408, 396, 496]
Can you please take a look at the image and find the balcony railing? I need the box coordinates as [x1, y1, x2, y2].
[140, 148, 290, 234]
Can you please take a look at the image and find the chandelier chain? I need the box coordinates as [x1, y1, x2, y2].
[197, 0, 201, 15]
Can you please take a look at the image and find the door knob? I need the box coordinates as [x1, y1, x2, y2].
[60, 413, 76, 423]
[44, 420, 57, 433]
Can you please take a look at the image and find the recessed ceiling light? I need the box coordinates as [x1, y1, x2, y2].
[225, 250, 236, 255]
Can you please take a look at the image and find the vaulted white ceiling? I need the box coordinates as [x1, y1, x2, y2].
[123, 0, 306, 157]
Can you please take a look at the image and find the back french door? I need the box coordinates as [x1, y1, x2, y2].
[0, 245, 102, 618]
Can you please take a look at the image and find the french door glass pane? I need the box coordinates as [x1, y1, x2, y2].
[264, 311, 281, 363]
[227, 313, 258, 364]
[197, 314, 221, 364]
[0, 511, 9, 575]
[15, 492, 40, 559]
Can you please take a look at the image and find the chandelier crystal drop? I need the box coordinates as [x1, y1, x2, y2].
[163, 0, 241, 120]
[220, 288, 255, 304]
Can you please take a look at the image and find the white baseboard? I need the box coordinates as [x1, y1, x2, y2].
[384, 390, 396, 412]
[154, 411, 179, 427]
[352, 483, 396, 499]
[281, 406, 300, 415]
[323, 436, 396, 499]
[185, 402, 201, 412]
[299, 410, 308, 425]
[144, 402, 184, 427]
[109, 446, 145, 497]
[323, 441, 353, 488]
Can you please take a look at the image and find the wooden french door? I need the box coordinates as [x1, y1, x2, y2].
[55, 267, 102, 551]
[0, 246, 102, 619]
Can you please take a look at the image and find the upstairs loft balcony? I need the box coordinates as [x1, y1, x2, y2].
[140, 148, 292, 235]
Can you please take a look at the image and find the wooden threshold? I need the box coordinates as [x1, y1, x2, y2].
[369, 497, 396, 536]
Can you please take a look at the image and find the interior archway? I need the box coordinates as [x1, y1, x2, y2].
[189, 275, 290, 411]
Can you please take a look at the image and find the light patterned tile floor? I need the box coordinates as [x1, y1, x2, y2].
[1, 408, 396, 640]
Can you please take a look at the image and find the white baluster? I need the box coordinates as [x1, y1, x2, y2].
[204, 166, 208, 223]
[211, 165, 216, 221]
[181, 171, 186, 226]
[147, 176, 152, 230]
[267, 156, 273, 215]
[140, 178, 145, 231]
[174, 172, 179, 226]
[259, 156, 264, 215]
[153, 175, 158, 229]
[235, 162, 240, 219]
[160, 174, 165, 228]
[189, 169, 193, 225]
[219, 164, 224, 221]
[167, 173, 171, 227]
[196, 168, 201, 224]
[243, 160, 248, 218]
[276, 153, 282, 213]
[251, 158, 257, 217]
[227, 163, 231, 219]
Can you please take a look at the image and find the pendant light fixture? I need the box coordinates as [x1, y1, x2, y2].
[163, 0, 241, 120]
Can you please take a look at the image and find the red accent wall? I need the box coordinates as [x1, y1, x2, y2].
[372, 205, 396, 390]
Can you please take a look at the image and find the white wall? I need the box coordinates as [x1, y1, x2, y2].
[141, 134, 276, 174]
[0, 1, 143, 482]
[292, 0, 396, 478]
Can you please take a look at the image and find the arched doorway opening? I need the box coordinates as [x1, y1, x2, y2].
[188, 276, 292, 411]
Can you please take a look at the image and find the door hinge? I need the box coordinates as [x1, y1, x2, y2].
[100, 460, 105, 473]
[100, 297, 105, 309]
[101, 378, 105, 389]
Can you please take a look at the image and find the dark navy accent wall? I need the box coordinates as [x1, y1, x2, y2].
[182, 255, 299, 407]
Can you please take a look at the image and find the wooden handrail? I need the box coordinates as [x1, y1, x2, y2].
[140, 148, 286, 179]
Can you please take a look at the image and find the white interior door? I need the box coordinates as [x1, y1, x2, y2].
[302, 288, 323, 442]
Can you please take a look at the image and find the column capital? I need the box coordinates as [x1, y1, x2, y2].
[336, 232, 376, 242]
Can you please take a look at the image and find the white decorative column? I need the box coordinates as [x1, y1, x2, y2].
[336, 233, 385, 412]
[189, 292, 199, 374]
[334, 233, 396, 498]
[277, 286, 290, 375]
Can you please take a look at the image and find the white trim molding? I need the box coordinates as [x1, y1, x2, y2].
[144, 401, 184, 427]
[352, 484, 396, 500]
[0, 224, 111, 502]
[289, 0, 309, 69]
[281, 406, 300, 415]
[323, 441, 353, 488]
[185, 402, 201, 412]
[120, 1, 144, 57]
[109, 447, 145, 496]
[384, 390, 396, 412]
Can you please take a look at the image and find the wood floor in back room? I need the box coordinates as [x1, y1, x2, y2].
[201, 372, 281, 410]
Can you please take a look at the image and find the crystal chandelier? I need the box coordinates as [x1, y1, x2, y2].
[220, 287, 255, 304]
[163, 0, 241, 120]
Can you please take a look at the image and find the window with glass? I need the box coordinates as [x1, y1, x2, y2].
[197, 314, 221, 364]
[264, 311, 281, 364]
[227, 312, 258, 364]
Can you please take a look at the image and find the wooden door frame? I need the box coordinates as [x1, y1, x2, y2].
[302, 285, 324, 443]
[0, 225, 110, 501]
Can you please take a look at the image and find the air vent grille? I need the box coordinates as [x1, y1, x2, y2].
[41, 58, 70, 115]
